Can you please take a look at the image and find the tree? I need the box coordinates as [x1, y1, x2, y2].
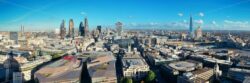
[123, 77, 133, 83]
[144, 70, 156, 82]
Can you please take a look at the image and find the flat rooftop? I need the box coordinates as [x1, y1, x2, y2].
[169, 61, 197, 72]
[88, 61, 116, 78]
[78, 51, 113, 58]
[229, 68, 250, 73]
[87, 53, 116, 79]
[35, 56, 82, 83]
[122, 58, 147, 68]
[204, 58, 232, 65]
[123, 52, 141, 59]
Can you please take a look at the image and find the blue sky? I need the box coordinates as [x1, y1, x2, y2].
[1, 0, 250, 31]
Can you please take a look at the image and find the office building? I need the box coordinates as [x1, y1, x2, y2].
[97, 25, 102, 34]
[79, 22, 84, 36]
[116, 22, 123, 36]
[122, 49, 149, 80]
[9, 32, 18, 44]
[84, 17, 89, 37]
[228, 68, 250, 82]
[12, 72, 23, 83]
[87, 52, 117, 83]
[54, 28, 60, 35]
[35, 55, 82, 83]
[60, 20, 66, 39]
[20, 25, 24, 37]
[177, 68, 214, 83]
[189, 16, 194, 38]
[68, 19, 74, 37]
[195, 26, 202, 39]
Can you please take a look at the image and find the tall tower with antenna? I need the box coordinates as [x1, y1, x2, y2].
[20, 25, 24, 37]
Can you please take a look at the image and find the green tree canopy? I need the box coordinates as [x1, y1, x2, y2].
[145, 70, 156, 82]
[123, 77, 133, 83]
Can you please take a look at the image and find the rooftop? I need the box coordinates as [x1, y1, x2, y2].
[87, 53, 116, 79]
[122, 58, 147, 68]
[78, 51, 113, 58]
[35, 56, 82, 83]
[229, 68, 250, 73]
[169, 60, 201, 72]
[191, 67, 213, 75]
[88, 61, 116, 78]
[123, 52, 141, 59]
[204, 58, 232, 65]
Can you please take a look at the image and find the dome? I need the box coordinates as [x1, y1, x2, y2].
[3, 51, 21, 72]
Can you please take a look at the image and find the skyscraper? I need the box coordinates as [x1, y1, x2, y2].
[84, 17, 89, 37]
[20, 25, 24, 37]
[69, 19, 74, 37]
[79, 22, 84, 36]
[195, 26, 202, 39]
[116, 22, 123, 36]
[97, 25, 102, 34]
[9, 32, 18, 44]
[60, 20, 66, 39]
[189, 16, 194, 38]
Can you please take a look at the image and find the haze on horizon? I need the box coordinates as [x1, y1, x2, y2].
[1, 0, 250, 31]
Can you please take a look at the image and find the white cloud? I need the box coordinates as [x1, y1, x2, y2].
[171, 22, 189, 28]
[150, 22, 158, 25]
[80, 12, 86, 15]
[125, 20, 250, 30]
[178, 13, 183, 17]
[125, 21, 189, 30]
[224, 20, 248, 24]
[212, 21, 216, 25]
[194, 19, 204, 24]
[224, 20, 249, 29]
[199, 12, 204, 17]
[183, 20, 187, 23]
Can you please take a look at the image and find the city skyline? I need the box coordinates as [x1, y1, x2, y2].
[1, 0, 250, 31]
[1, 1, 250, 82]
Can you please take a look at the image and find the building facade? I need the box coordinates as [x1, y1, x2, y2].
[195, 26, 202, 39]
[79, 22, 84, 36]
[84, 17, 89, 37]
[189, 16, 195, 38]
[68, 19, 74, 37]
[60, 20, 66, 39]
[122, 49, 149, 80]
[9, 32, 18, 44]
[116, 22, 123, 36]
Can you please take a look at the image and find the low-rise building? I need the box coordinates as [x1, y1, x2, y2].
[35, 55, 82, 83]
[177, 67, 214, 83]
[160, 60, 203, 82]
[87, 52, 117, 83]
[147, 53, 168, 66]
[228, 68, 250, 82]
[236, 60, 250, 69]
[122, 48, 149, 80]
